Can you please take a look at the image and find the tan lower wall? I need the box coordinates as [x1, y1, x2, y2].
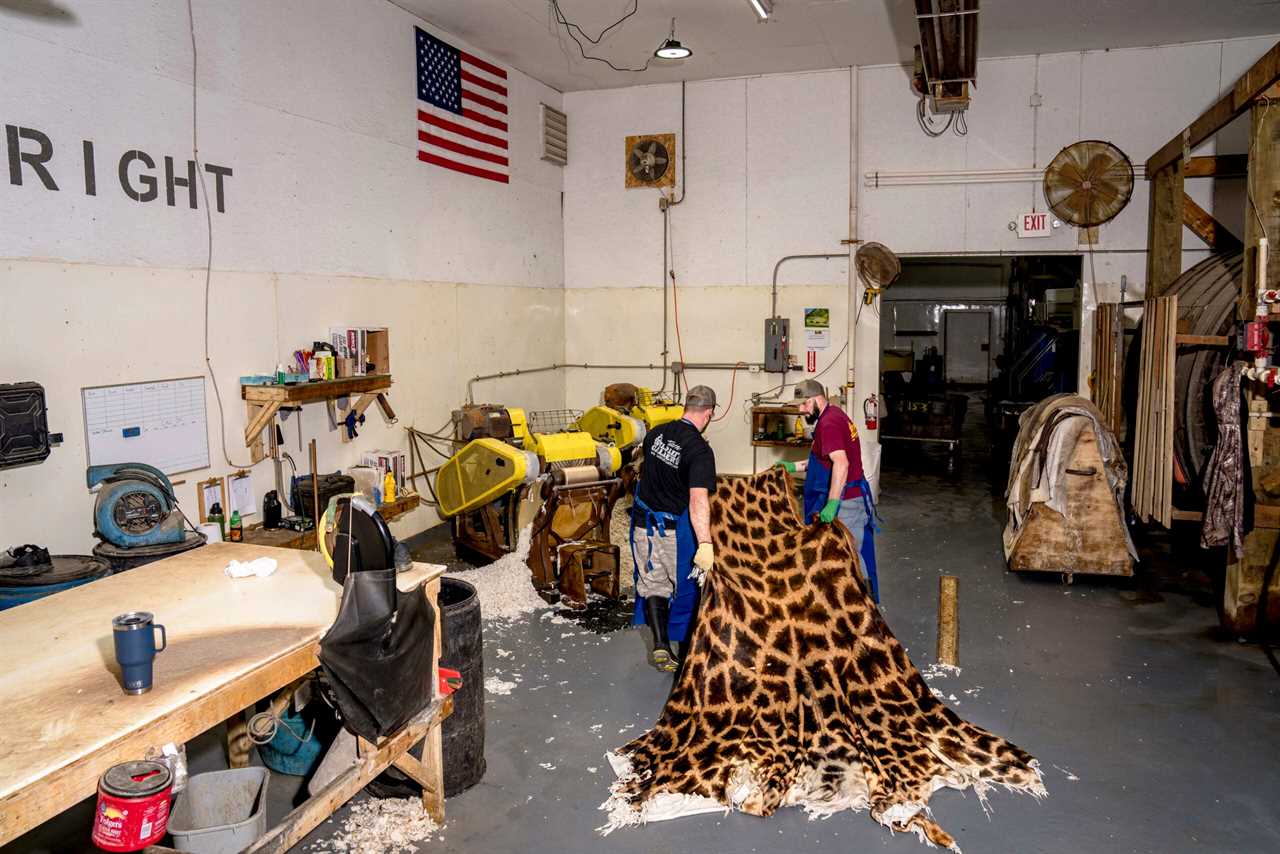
[0, 260, 564, 553]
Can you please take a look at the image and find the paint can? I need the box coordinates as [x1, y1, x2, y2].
[91, 760, 173, 852]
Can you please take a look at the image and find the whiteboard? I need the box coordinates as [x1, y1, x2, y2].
[82, 377, 211, 475]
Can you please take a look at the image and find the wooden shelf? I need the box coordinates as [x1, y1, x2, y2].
[240, 375, 397, 459]
[241, 493, 421, 551]
[379, 492, 422, 520]
[241, 524, 316, 551]
[750, 405, 808, 449]
[241, 374, 392, 404]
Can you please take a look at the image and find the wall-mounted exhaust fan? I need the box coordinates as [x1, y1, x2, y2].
[624, 133, 676, 189]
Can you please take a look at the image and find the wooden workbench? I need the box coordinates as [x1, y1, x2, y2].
[0, 542, 448, 849]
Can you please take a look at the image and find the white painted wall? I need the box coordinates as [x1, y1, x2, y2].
[563, 36, 1279, 475]
[0, 0, 565, 553]
[564, 69, 855, 476]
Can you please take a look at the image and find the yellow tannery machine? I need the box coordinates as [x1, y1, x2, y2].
[577, 383, 683, 478]
[433, 387, 682, 608]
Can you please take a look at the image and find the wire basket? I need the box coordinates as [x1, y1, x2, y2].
[527, 409, 584, 435]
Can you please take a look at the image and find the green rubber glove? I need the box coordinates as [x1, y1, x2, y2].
[818, 498, 840, 524]
[775, 461, 797, 474]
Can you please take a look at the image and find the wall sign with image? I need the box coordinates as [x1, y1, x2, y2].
[804, 307, 830, 351]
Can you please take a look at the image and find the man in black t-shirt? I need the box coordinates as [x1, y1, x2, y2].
[631, 385, 718, 672]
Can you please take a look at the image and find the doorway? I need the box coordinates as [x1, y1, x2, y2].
[878, 254, 1083, 482]
[943, 310, 993, 385]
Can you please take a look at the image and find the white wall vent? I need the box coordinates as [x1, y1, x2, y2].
[540, 103, 568, 166]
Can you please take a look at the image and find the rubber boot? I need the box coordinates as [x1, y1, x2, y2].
[644, 596, 677, 672]
[670, 585, 703, 689]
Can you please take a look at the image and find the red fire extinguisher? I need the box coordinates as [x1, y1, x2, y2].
[863, 394, 879, 431]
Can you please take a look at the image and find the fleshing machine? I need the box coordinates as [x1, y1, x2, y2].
[436, 405, 625, 607]
[576, 384, 683, 472]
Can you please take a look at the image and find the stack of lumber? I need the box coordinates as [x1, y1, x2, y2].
[1091, 302, 1126, 437]
[1132, 295, 1177, 528]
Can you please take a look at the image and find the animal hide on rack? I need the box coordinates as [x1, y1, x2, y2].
[601, 468, 1045, 851]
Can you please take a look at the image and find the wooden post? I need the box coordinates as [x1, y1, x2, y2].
[937, 575, 959, 666]
[1241, 84, 1280, 320]
[309, 438, 320, 552]
[1146, 162, 1184, 298]
[1227, 86, 1280, 635]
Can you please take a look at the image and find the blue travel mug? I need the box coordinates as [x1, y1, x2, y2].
[112, 612, 167, 695]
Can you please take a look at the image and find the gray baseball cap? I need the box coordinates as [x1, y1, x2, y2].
[685, 384, 718, 408]
[794, 379, 826, 400]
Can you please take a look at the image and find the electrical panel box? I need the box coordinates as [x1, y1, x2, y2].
[764, 317, 790, 373]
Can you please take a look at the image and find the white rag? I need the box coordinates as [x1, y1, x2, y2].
[224, 557, 278, 579]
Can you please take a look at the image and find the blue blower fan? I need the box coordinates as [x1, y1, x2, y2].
[87, 463, 185, 548]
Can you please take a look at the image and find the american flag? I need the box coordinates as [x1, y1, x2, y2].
[415, 27, 509, 184]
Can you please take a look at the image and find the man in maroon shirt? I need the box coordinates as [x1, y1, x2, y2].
[776, 379, 879, 600]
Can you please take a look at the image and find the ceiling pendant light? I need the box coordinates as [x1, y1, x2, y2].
[747, 0, 773, 20]
[654, 17, 692, 59]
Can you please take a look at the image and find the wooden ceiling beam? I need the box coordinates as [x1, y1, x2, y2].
[1143, 154, 1248, 180]
[1146, 40, 1280, 176]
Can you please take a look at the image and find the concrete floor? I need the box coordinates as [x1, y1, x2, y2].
[8, 396, 1280, 853]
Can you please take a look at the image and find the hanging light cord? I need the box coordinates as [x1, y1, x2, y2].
[550, 0, 655, 73]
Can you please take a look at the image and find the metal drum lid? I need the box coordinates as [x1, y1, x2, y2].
[100, 761, 172, 798]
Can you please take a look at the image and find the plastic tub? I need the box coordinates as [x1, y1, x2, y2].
[167, 767, 269, 854]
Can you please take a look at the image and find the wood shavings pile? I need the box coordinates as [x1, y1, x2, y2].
[484, 676, 516, 695]
[610, 496, 635, 596]
[446, 525, 548, 622]
[919, 662, 962, 680]
[310, 797, 438, 854]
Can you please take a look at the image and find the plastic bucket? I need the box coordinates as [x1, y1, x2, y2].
[167, 767, 269, 854]
[257, 707, 323, 777]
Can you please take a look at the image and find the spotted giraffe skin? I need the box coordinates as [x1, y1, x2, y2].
[603, 468, 1045, 850]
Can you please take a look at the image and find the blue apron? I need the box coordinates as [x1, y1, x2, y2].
[802, 446, 881, 603]
[629, 493, 699, 643]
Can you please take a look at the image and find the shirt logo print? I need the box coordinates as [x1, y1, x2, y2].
[650, 435, 682, 468]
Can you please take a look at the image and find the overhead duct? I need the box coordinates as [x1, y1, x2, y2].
[913, 0, 978, 115]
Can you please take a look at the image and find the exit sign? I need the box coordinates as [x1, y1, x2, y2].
[1017, 211, 1052, 238]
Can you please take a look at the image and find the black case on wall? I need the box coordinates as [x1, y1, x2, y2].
[0, 382, 51, 469]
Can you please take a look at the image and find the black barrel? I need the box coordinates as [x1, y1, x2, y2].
[0, 555, 112, 610]
[366, 576, 486, 799]
[439, 577, 485, 795]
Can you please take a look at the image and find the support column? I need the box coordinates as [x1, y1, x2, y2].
[1146, 161, 1184, 298]
[1226, 87, 1280, 636]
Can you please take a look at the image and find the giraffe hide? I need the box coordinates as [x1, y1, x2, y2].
[600, 468, 1046, 851]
